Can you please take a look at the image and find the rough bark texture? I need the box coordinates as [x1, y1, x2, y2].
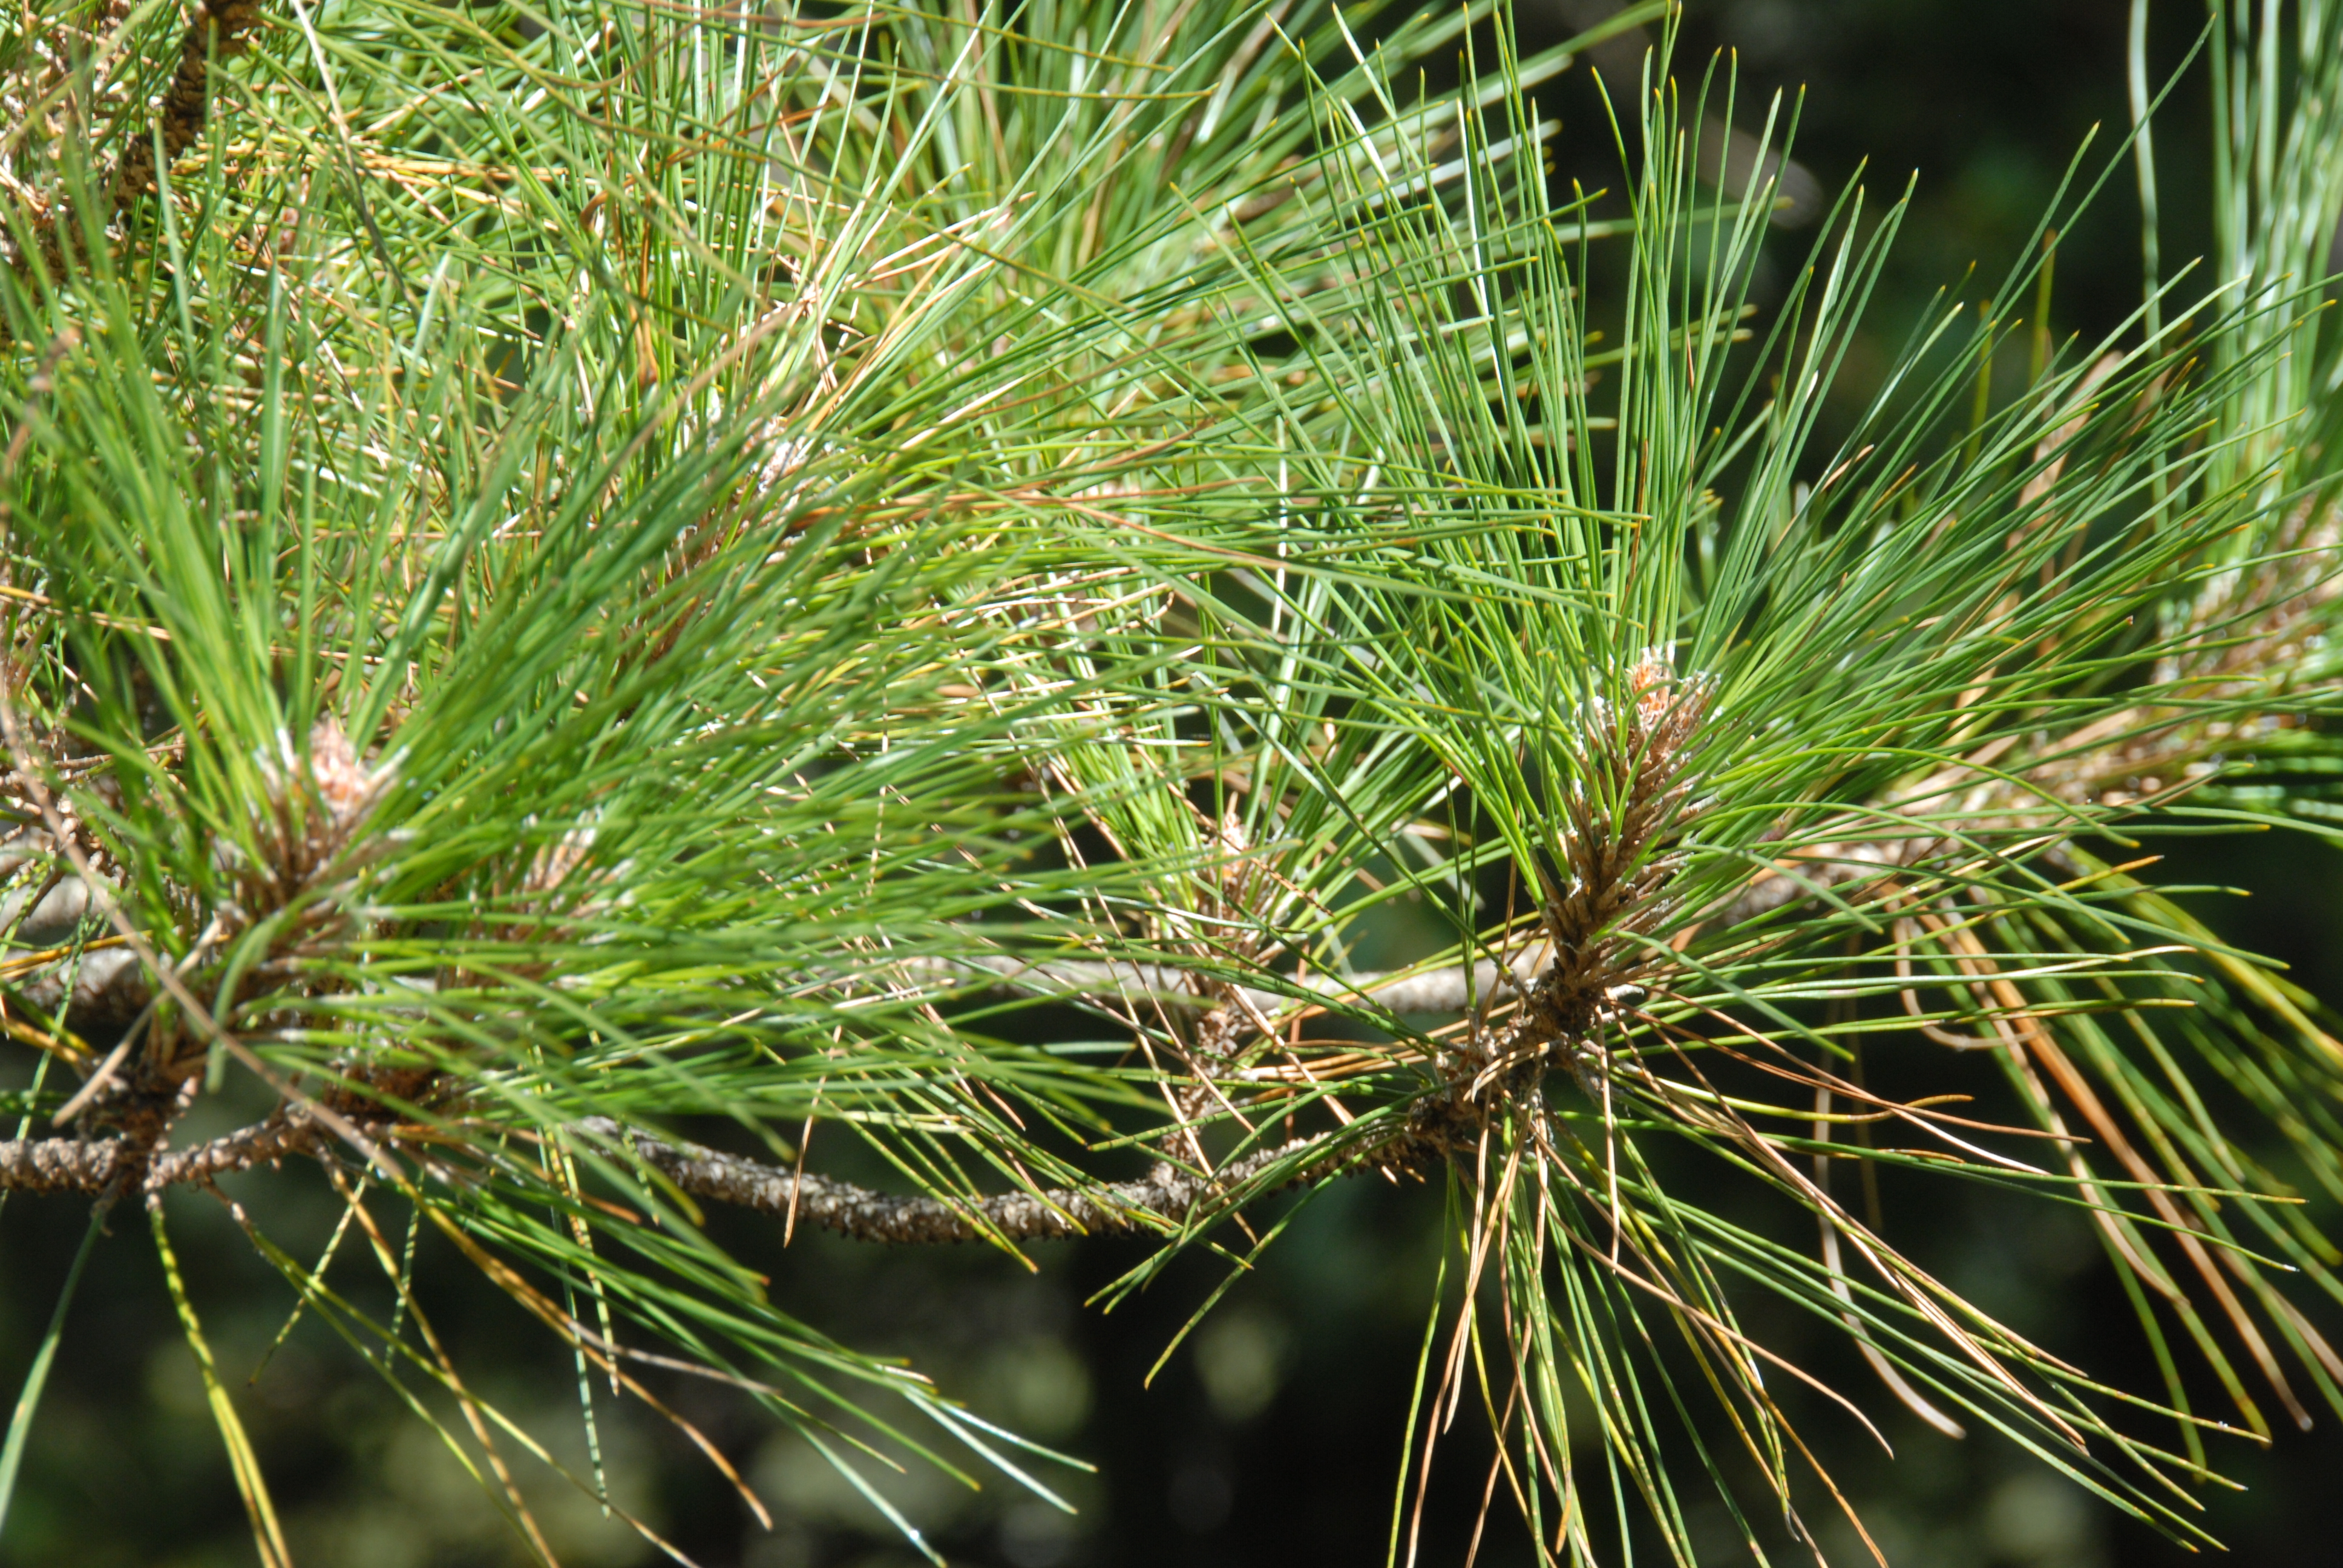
[577, 1117, 1440, 1244]
[0, 1108, 1467, 1243]
[0, 1111, 321, 1195]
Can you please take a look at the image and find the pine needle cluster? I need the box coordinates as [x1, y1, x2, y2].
[0, 0, 2339, 1561]
[1472, 652, 1712, 1097]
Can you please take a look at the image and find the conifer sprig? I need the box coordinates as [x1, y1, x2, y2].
[0, 0, 2339, 1562]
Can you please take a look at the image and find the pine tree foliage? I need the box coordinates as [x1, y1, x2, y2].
[0, 0, 2339, 1560]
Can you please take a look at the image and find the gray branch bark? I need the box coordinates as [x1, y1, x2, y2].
[0, 1114, 321, 1195]
[890, 953, 1541, 1019]
[0, 1111, 1447, 1243]
[575, 1117, 1365, 1243]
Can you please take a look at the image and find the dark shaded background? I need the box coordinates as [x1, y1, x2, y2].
[4, 2, 2341, 1564]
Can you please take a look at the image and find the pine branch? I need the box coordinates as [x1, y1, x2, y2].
[12, 945, 1548, 1050]
[888, 953, 1541, 1018]
[2, 0, 263, 333]
[0, 1110, 1466, 1242]
[0, 1112, 311, 1194]
[106, 0, 263, 211]
[577, 1118, 1356, 1243]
